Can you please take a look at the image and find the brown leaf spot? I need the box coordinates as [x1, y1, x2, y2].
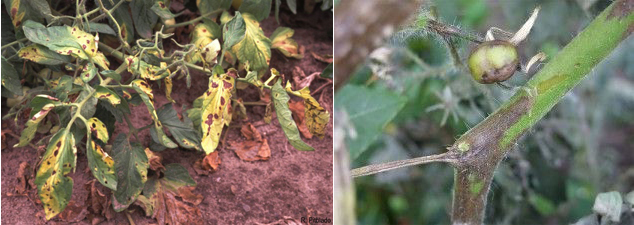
[220, 97, 225, 105]
[222, 80, 232, 89]
[211, 82, 219, 88]
[608, 0, 634, 20]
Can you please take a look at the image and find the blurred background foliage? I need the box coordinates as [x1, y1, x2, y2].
[334, 0, 634, 224]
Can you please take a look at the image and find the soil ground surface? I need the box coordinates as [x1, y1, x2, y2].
[1, 4, 333, 225]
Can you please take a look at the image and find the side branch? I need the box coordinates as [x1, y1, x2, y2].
[351, 152, 456, 177]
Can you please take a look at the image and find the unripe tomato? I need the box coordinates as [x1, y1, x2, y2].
[6, 86, 30, 108]
[163, 18, 176, 33]
[467, 40, 519, 84]
[232, 0, 243, 9]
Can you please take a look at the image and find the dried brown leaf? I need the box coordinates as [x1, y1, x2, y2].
[193, 151, 221, 176]
[288, 101, 312, 139]
[145, 148, 165, 173]
[14, 162, 32, 195]
[84, 179, 115, 221]
[58, 201, 89, 222]
[231, 124, 271, 161]
[311, 51, 333, 63]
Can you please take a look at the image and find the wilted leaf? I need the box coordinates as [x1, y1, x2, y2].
[288, 100, 312, 139]
[151, 1, 175, 19]
[157, 103, 202, 151]
[15, 95, 58, 147]
[13, 162, 32, 195]
[272, 80, 314, 151]
[35, 128, 76, 220]
[270, 27, 303, 59]
[193, 151, 221, 175]
[135, 164, 202, 225]
[94, 86, 122, 106]
[311, 51, 333, 63]
[145, 148, 165, 172]
[200, 74, 234, 154]
[18, 44, 72, 65]
[165, 77, 175, 103]
[112, 134, 148, 211]
[284, 82, 329, 139]
[592, 191, 622, 222]
[238, 0, 272, 22]
[131, 79, 177, 148]
[57, 201, 88, 222]
[126, 56, 170, 80]
[22, 20, 109, 69]
[335, 85, 407, 159]
[86, 138, 116, 190]
[1, 57, 23, 97]
[230, 123, 271, 161]
[223, 12, 246, 50]
[201, 39, 222, 66]
[231, 13, 271, 71]
[187, 22, 221, 63]
[84, 180, 115, 221]
[131, 0, 158, 39]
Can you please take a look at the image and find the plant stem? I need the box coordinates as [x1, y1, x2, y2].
[1, 38, 28, 50]
[165, 9, 224, 29]
[351, 152, 456, 177]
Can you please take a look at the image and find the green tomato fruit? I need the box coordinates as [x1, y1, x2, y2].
[6, 86, 30, 108]
[467, 40, 519, 84]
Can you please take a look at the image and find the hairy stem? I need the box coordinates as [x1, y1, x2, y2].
[351, 152, 456, 177]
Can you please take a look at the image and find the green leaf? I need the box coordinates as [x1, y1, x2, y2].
[131, 0, 158, 39]
[22, 20, 110, 69]
[131, 80, 177, 148]
[25, 0, 53, 23]
[87, 22, 116, 36]
[157, 103, 202, 151]
[196, 0, 231, 16]
[94, 86, 122, 106]
[1, 57, 22, 96]
[200, 74, 234, 154]
[321, 63, 333, 79]
[592, 191, 623, 222]
[223, 12, 246, 50]
[126, 56, 170, 80]
[100, 70, 121, 82]
[34, 128, 76, 220]
[270, 27, 303, 59]
[274, 0, 281, 23]
[86, 138, 117, 190]
[238, 0, 272, 22]
[231, 13, 271, 71]
[272, 80, 314, 151]
[15, 95, 59, 147]
[286, 0, 297, 14]
[101, 0, 134, 43]
[320, 0, 333, 10]
[112, 134, 148, 211]
[335, 85, 407, 159]
[528, 192, 556, 216]
[18, 44, 72, 65]
[75, 86, 98, 119]
[150, 1, 175, 20]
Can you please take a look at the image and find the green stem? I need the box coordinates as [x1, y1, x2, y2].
[1, 38, 28, 50]
[165, 9, 224, 29]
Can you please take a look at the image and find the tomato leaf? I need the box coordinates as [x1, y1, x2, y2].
[187, 21, 221, 64]
[86, 138, 117, 190]
[284, 82, 329, 138]
[200, 74, 234, 154]
[223, 12, 246, 50]
[238, 0, 272, 22]
[112, 134, 148, 211]
[94, 86, 122, 106]
[35, 128, 76, 220]
[15, 95, 59, 147]
[131, 0, 158, 39]
[100, 0, 134, 43]
[270, 27, 303, 59]
[272, 80, 314, 151]
[196, 0, 231, 17]
[87, 117, 109, 143]
[151, 1, 175, 20]
[18, 44, 72, 65]
[231, 13, 271, 71]
[157, 103, 202, 151]
[131, 80, 178, 148]
[86, 22, 116, 36]
[1, 57, 23, 97]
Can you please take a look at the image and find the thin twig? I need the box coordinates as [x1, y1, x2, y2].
[351, 152, 456, 177]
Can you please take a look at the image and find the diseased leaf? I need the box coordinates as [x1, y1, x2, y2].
[200, 74, 234, 154]
[270, 27, 303, 59]
[86, 138, 117, 190]
[18, 44, 72, 65]
[112, 134, 148, 211]
[22, 20, 110, 69]
[15, 95, 59, 147]
[238, 0, 272, 22]
[131, 80, 178, 148]
[231, 13, 271, 71]
[1, 57, 22, 96]
[193, 151, 221, 175]
[5, 0, 45, 38]
[288, 100, 312, 139]
[164, 77, 175, 103]
[35, 128, 76, 220]
[94, 86, 122, 106]
[145, 148, 165, 172]
[87, 117, 109, 143]
[80, 63, 99, 83]
[126, 56, 170, 80]
[131, 0, 158, 39]
[25, 0, 53, 24]
[272, 80, 314, 151]
[187, 22, 221, 63]
[75, 86, 98, 119]
[100, 0, 134, 43]
[87, 22, 116, 36]
[151, 1, 175, 19]
[134, 164, 202, 225]
[100, 70, 121, 82]
[196, 0, 231, 16]
[230, 123, 271, 161]
[157, 103, 202, 151]
[223, 12, 246, 50]
[284, 82, 329, 139]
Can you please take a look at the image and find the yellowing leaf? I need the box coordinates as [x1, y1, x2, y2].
[284, 82, 329, 138]
[15, 95, 59, 147]
[87, 117, 109, 143]
[35, 128, 76, 220]
[131, 80, 178, 148]
[94, 86, 122, 106]
[187, 22, 221, 64]
[272, 80, 313, 151]
[86, 139, 117, 190]
[80, 63, 99, 82]
[165, 77, 175, 103]
[126, 56, 170, 80]
[270, 27, 303, 59]
[200, 74, 234, 154]
[231, 13, 271, 71]
[18, 44, 72, 65]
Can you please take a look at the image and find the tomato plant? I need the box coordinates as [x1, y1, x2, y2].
[2, 0, 332, 222]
